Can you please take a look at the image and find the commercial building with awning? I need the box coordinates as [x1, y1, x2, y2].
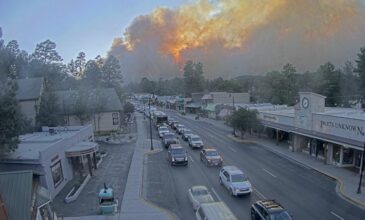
[0, 125, 97, 199]
[257, 92, 365, 173]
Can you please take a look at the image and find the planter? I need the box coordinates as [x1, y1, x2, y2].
[64, 174, 91, 203]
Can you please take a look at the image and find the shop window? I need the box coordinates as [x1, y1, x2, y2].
[333, 145, 341, 164]
[343, 148, 354, 165]
[112, 112, 119, 125]
[51, 161, 64, 188]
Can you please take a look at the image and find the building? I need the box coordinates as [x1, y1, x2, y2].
[185, 92, 204, 114]
[202, 92, 250, 106]
[55, 88, 123, 133]
[258, 92, 365, 172]
[0, 125, 98, 199]
[0, 170, 57, 220]
[15, 77, 44, 126]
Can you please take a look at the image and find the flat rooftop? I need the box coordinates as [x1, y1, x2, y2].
[3, 126, 87, 160]
[259, 106, 365, 120]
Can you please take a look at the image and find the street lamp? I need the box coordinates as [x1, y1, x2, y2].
[357, 142, 365, 194]
[149, 94, 154, 151]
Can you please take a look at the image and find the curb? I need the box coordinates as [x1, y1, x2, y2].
[142, 150, 178, 220]
[228, 135, 365, 209]
[227, 134, 257, 144]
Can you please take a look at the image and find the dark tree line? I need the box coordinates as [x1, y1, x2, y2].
[130, 47, 365, 108]
[0, 27, 124, 153]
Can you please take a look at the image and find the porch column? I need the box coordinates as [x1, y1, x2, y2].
[339, 146, 344, 166]
[360, 151, 364, 175]
[87, 154, 93, 176]
[326, 143, 333, 165]
[93, 152, 97, 169]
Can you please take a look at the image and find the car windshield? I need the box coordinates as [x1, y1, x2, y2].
[206, 151, 218, 156]
[172, 148, 185, 154]
[231, 174, 248, 182]
[192, 189, 209, 196]
[270, 211, 292, 220]
[192, 137, 201, 142]
[159, 128, 168, 131]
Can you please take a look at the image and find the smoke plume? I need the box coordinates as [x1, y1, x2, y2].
[109, 0, 365, 82]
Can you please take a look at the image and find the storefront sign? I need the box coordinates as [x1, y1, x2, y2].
[320, 121, 364, 136]
[262, 114, 279, 123]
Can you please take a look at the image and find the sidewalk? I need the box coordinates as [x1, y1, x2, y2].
[118, 113, 173, 220]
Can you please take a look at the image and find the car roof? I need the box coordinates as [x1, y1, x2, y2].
[200, 202, 237, 220]
[170, 144, 183, 149]
[190, 134, 200, 138]
[257, 200, 285, 213]
[191, 185, 209, 192]
[222, 166, 244, 174]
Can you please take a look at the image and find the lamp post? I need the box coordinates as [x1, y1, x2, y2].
[149, 94, 154, 151]
[357, 142, 365, 194]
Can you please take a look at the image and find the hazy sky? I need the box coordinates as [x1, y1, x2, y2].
[0, 0, 186, 62]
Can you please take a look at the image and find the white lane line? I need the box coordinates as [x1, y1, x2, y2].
[211, 187, 222, 202]
[330, 211, 344, 220]
[189, 155, 194, 162]
[262, 168, 277, 178]
[228, 146, 237, 152]
[252, 187, 266, 200]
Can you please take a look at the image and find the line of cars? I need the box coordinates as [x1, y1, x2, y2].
[151, 109, 292, 220]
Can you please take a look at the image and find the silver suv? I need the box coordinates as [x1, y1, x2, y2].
[219, 166, 252, 196]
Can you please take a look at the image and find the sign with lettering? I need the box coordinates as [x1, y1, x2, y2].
[313, 114, 365, 142]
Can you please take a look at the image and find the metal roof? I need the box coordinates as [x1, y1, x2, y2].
[15, 77, 43, 101]
[0, 171, 35, 220]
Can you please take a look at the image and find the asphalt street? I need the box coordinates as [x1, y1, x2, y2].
[144, 110, 365, 220]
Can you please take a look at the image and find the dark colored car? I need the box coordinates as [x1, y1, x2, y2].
[162, 132, 179, 148]
[200, 148, 223, 166]
[181, 129, 193, 141]
[167, 144, 188, 166]
[251, 200, 292, 220]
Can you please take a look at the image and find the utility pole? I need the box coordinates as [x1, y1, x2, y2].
[149, 94, 154, 151]
[357, 142, 365, 194]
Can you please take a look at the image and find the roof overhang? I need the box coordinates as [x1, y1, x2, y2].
[65, 142, 99, 157]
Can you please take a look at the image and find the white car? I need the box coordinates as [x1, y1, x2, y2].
[158, 126, 169, 138]
[188, 185, 215, 210]
[219, 166, 252, 196]
[188, 135, 204, 149]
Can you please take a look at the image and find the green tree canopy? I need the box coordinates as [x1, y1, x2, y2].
[183, 60, 205, 95]
[228, 109, 259, 139]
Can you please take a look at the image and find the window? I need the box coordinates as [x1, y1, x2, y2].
[51, 161, 64, 188]
[112, 112, 119, 125]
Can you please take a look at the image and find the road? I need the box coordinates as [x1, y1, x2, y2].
[143, 110, 365, 220]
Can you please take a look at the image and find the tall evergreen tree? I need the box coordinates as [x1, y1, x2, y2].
[355, 47, 365, 96]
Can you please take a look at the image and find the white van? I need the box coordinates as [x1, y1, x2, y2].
[195, 202, 237, 220]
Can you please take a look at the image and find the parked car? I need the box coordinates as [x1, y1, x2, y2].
[167, 144, 188, 166]
[188, 135, 204, 149]
[188, 185, 215, 211]
[200, 148, 223, 166]
[162, 132, 179, 148]
[195, 202, 237, 220]
[176, 124, 186, 134]
[251, 200, 292, 220]
[158, 126, 169, 138]
[219, 166, 252, 196]
[181, 129, 193, 141]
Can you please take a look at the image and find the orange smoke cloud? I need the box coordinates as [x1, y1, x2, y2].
[110, 0, 365, 81]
